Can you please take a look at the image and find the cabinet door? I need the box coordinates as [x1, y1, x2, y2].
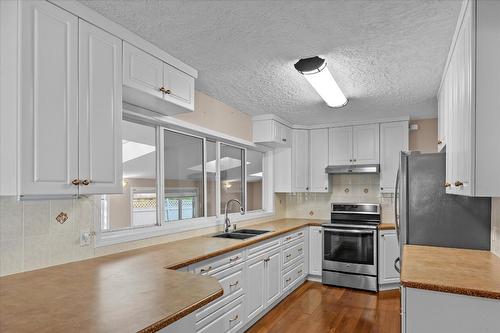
[245, 255, 266, 322]
[123, 42, 163, 99]
[328, 126, 353, 166]
[163, 63, 195, 111]
[20, 0, 79, 196]
[79, 21, 123, 195]
[265, 248, 281, 307]
[291, 129, 310, 192]
[309, 129, 329, 192]
[308, 226, 322, 276]
[380, 121, 408, 193]
[352, 124, 380, 164]
[379, 231, 400, 284]
[274, 147, 292, 192]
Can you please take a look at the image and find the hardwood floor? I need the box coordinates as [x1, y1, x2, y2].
[247, 281, 400, 333]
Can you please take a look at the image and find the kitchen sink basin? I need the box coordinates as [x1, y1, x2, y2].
[212, 229, 271, 240]
[234, 229, 271, 235]
[212, 232, 257, 240]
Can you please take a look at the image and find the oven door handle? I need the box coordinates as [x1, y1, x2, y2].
[323, 228, 375, 235]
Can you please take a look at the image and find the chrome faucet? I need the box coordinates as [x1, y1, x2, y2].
[224, 199, 245, 233]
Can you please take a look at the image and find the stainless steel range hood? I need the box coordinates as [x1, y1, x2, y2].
[325, 164, 380, 174]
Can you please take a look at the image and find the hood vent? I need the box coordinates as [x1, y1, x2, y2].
[325, 164, 380, 174]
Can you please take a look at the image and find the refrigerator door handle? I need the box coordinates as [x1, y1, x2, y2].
[394, 169, 400, 243]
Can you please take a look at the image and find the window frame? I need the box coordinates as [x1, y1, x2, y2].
[95, 113, 274, 247]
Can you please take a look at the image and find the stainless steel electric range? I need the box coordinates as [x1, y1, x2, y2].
[322, 203, 380, 292]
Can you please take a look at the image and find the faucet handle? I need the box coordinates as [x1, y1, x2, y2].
[240, 207, 245, 215]
[233, 224, 237, 231]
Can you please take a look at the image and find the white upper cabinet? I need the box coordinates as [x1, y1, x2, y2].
[328, 126, 353, 166]
[20, 0, 79, 196]
[380, 121, 409, 193]
[123, 42, 195, 114]
[163, 62, 195, 110]
[438, 0, 500, 196]
[352, 124, 380, 165]
[291, 129, 310, 192]
[123, 42, 164, 99]
[309, 129, 329, 192]
[328, 124, 379, 166]
[78, 20, 123, 195]
[253, 119, 291, 147]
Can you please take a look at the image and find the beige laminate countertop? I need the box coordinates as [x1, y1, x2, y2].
[401, 245, 500, 300]
[378, 223, 395, 230]
[0, 218, 324, 333]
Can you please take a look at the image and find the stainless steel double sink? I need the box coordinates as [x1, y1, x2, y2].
[212, 229, 271, 240]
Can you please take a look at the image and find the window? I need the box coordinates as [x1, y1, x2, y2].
[220, 144, 244, 214]
[98, 117, 270, 244]
[163, 130, 204, 222]
[247, 149, 264, 211]
[101, 120, 157, 232]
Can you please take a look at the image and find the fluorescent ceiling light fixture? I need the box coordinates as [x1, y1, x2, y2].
[250, 172, 263, 178]
[122, 140, 156, 163]
[294, 56, 348, 108]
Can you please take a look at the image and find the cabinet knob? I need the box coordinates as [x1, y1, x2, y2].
[438, 140, 443, 145]
[165, 89, 171, 94]
[454, 181, 464, 187]
[444, 182, 451, 188]
[159, 86, 166, 93]
[306, 187, 309, 191]
[71, 179, 81, 186]
[324, 187, 327, 190]
[282, 138, 287, 142]
[81, 179, 90, 186]
[159, 87, 171, 94]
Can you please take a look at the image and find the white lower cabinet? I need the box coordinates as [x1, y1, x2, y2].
[378, 229, 400, 288]
[192, 228, 310, 333]
[308, 226, 322, 277]
[402, 287, 500, 333]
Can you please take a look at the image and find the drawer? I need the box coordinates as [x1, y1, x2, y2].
[282, 240, 305, 269]
[247, 238, 280, 259]
[192, 250, 244, 276]
[282, 229, 305, 246]
[196, 294, 245, 332]
[196, 263, 244, 321]
[282, 261, 305, 292]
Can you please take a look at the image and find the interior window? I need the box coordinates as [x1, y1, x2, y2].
[220, 144, 245, 214]
[246, 149, 264, 211]
[101, 120, 157, 231]
[163, 130, 204, 222]
[206, 140, 217, 217]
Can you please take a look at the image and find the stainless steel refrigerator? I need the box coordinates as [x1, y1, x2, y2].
[394, 152, 491, 271]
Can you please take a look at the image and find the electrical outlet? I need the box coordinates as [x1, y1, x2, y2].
[80, 231, 92, 247]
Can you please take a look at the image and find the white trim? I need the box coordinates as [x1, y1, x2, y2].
[95, 208, 274, 247]
[252, 113, 410, 130]
[47, 0, 198, 78]
[123, 108, 271, 152]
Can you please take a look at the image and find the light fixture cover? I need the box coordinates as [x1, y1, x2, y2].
[294, 56, 348, 108]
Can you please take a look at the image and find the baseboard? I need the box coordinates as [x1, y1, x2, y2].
[306, 274, 322, 283]
[379, 282, 400, 291]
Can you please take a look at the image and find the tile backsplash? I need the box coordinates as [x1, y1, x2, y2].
[0, 196, 95, 276]
[282, 174, 395, 223]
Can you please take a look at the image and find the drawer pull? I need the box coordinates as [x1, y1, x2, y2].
[229, 256, 240, 262]
[298, 269, 303, 274]
[285, 254, 291, 259]
[229, 281, 239, 288]
[285, 277, 291, 283]
[200, 266, 212, 273]
[298, 248, 303, 252]
[229, 314, 239, 323]
[298, 232, 303, 236]
[285, 236, 291, 241]
[264, 258, 270, 263]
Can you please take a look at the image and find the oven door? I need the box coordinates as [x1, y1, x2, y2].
[322, 226, 377, 276]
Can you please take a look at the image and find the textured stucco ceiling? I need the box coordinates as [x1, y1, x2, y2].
[80, 0, 461, 125]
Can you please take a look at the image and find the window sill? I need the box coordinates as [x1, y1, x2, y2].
[95, 210, 275, 248]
